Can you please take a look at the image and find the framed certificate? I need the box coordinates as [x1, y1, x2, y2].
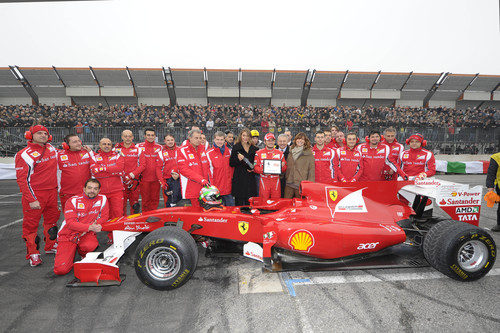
[263, 159, 282, 175]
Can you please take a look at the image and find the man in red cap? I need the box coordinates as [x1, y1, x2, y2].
[137, 128, 163, 212]
[206, 131, 234, 206]
[15, 125, 59, 266]
[90, 138, 125, 219]
[58, 134, 94, 210]
[399, 134, 436, 179]
[114, 130, 145, 215]
[312, 130, 336, 184]
[176, 129, 210, 207]
[382, 127, 404, 180]
[254, 133, 287, 199]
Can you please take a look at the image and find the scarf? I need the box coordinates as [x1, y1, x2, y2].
[291, 146, 303, 160]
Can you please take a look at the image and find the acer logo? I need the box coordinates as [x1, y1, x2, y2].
[357, 242, 379, 250]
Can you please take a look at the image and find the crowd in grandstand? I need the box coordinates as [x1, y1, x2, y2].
[1, 103, 498, 129]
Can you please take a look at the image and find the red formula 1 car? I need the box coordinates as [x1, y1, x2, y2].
[70, 179, 496, 290]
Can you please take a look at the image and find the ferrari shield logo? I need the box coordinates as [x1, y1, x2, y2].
[238, 221, 249, 235]
[329, 190, 338, 202]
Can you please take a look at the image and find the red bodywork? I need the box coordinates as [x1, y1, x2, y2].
[102, 181, 415, 260]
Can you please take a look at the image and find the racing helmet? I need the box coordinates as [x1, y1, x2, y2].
[198, 185, 222, 210]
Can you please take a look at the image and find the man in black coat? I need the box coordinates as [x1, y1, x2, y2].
[276, 134, 290, 198]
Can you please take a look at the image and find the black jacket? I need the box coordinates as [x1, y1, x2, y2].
[229, 143, 258, 199]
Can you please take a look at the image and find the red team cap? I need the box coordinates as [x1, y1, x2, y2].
[264, 133, 275, 141]
[30, 125, 49, 135]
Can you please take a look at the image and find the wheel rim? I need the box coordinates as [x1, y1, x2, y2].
[146, 247, 181, 281]
[457, 240, 488, 273]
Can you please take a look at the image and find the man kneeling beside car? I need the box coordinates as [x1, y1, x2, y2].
[54, 179, 109, 275]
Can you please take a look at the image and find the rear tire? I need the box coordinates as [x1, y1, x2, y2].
[134, 226, 198, 290]
[423, 220, 496, 281]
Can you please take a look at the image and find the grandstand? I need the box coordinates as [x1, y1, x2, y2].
[1, 67, 499, 109]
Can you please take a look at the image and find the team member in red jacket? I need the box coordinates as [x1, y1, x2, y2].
[114, 130, 145, 215]
[399, 134, 436, 179]
[176, 129, 210, 207]
[137, 128, 163, 212]
[58, 134, 93, 209]
[335, 133, 364, 182]
[90, 138, 125, 219]
[54, 179, 108, 275]
[15, 125, 60, 266]
[254, 133, 287, 199]
[327, 131, 344, 149]
[382, 127, 405, 180]
[312, 131, 336, 184]
[156, 134, 181, 207]
[206, 131, 235, 205]
[356, 130, 406, 181]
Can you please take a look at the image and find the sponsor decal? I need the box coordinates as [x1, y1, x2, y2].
[377, 149, 384, 154]
[96, 156, 103, 161]
[334, 188, 368, 213]
[324, 151, 331, 156]
[417, 155, 426, 160]
[188, 154, 194, 159]
[328, 190, 338, 202]
[197, 217, 228, 223]
[289, 230, 315, 252]
[244, 250, 263, 261]
[379, 224, 401, 232]
[262, 153, 267, 158]
[340, 151, 346, 155]
[263, 231, 276, 240]
[238, 221, 249, 235]
[438, 198, 480, 206]
[172, 269, 190, 287]
[127, 213, 141, 218]
[362, 148, 368, 153]
[267, 200, 274, 204]
[451, 191, 457, 197]
[243, 242, 264, 262]
[403, 154, 409, 159]
[455, 206, 479, 213]
[60, 155, 68, 161]
[77, 203, 85, 209]
[309, 205, 318, 210]
[457, 214, 478, 222]
[414, 178, 441, 186]
[273, 154, 280, 158]
[31, 151, 40, 157]
[357, 242, 379, 250]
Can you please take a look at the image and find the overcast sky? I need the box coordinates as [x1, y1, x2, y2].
[0, 0, 499, 74]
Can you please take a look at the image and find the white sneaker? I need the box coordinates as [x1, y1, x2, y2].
[29, 254, 42, 267]
[46, 243, 58, 254]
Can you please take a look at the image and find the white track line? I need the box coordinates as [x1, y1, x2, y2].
[0, 218, 22, 230]
[0, 201, 22, 204]
[0, 193, 21, 199]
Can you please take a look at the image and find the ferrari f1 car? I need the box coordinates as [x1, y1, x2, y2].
[70, 178, 496, 290]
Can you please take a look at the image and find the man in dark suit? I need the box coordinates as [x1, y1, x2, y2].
[276, 134, 290, 197]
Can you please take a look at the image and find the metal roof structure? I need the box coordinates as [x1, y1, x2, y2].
[0, 66, 498, 109]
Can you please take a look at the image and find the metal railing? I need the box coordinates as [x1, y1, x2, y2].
[0, 126, 497, 156]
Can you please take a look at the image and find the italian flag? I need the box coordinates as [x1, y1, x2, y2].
[436, 160, 490, 174]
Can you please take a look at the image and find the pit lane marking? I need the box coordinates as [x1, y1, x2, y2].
[0, 193, 21, 199]
[0, 218, 22, 230]
[283, 268, 500, 297]
[238, 267, 284, 294]
[0, 271, 9, 277]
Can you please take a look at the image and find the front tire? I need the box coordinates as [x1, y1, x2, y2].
[134, 226, 198, 290]
[423, 220, 496, 281]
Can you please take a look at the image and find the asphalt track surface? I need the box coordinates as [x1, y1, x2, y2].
[1, 175, 499, 332]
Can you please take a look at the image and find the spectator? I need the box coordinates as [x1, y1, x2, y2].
[206, 131, 234, 206]
[486, 150, 500, 232]
[276, 134, 290, 197]
[225, 130, 235, 150]
[251, 130, 264, 149]
[284, 132, 315, 198]
[229, 128, 258, 205]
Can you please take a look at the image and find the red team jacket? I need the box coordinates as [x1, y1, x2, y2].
[90, 151, 125, 194]
[312, 145, 336, 184]
[58, 194, 109, 242]
[356, 143, 402, 181]
[383, 140, 405, 179]
[253, 148, 287, 177]
[15, 142, 58, 203]
[156, 145, 179, 183]
[136, 141, 163, 182]
[176, 143, 210, 199]
[114, 142, 146, 179]
[206, 145, 234, 196]
[335, 146, 364, 182]
[57, 149, 93, 197]
[399, 148, 436, 177]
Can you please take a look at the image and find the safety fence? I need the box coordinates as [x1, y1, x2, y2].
[0, 126, 497, 156]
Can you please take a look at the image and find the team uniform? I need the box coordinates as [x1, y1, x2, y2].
[156, 145, 181, 207]
[399, 148, 436, 179]
[206, 144, 234, 205]
[253, 148, 287, 199]
[90, 150, 124, 219]
[54, 194, 109, 275]
[57, 148, 93, 209]
[326, 140, 341, 150]
[382, 140, 405, 180]
[312, 145, 336, 184]
[114, 142, 145, 215]
[335, 146, 364, 182]
[176, 142, 210, 206]
[356, 142, 403, 181]
[15, 141, 60, 260]
[137, 141, 163, 212]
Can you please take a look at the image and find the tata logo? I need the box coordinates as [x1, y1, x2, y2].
[238, 221, 249, 235]
[328, 190, 338, 202]
[457, 214, 478, 221]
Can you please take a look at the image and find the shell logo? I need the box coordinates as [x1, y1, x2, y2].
[289, 230, 315, 252]
[451, 191, 457, 197]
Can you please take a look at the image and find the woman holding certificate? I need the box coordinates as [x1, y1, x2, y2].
[229, 128, 259, 206]
[284, 133, 315, 198]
